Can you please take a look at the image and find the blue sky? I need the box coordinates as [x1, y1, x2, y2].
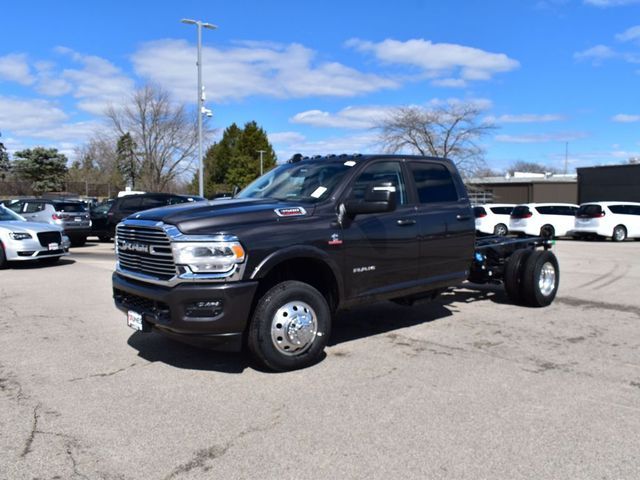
[2, 0, 640, 173]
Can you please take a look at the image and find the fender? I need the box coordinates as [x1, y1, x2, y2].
[249, 245, 345, 301]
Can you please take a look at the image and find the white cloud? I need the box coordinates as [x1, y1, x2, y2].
[584, 0, 640, 6]
[33, 60, 73, 96]
[346, 38, 519, 86]
[495, 132, 588, 143]
[55, 48, 135, 115]
[270, 131, 380, 161]
[0, 96, 68, 132]
[612, 113, 640, 122]
[574, 45, 618, 64]
[132, 39, 398, 103]
[268, 131, 306, 145]
[486, 113, 566, 123]
[291, 106, 394, 129]
[616, 25, 640, 42]
[0, 54, 34, 85]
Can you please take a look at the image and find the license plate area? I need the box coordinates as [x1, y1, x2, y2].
[127, 310, 150, 332]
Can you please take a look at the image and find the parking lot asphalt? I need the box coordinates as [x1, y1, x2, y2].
[1, 239, 639, 479]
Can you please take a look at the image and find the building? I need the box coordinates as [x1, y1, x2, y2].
[577, 163, 640, 204]
[466, 172, 578, 205]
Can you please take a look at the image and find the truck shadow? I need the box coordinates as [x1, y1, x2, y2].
[126, 282, 509, 374]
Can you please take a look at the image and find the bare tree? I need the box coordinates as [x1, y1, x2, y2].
[106, 85, 200, 191]
[376, 103, 496, 177]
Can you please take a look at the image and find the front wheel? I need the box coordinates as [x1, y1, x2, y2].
[248, 281, 331, 372]
[612, 225, 627, 242]
[0, 245, 7, 269]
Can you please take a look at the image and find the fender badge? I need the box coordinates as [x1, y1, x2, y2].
[328, 233, 343, 246]
[274, 207, 307, 217]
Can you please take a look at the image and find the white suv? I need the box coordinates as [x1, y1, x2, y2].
[509, 203, 579, 238]
[473, 204, 515, 236]
[572, 202, 640, 241]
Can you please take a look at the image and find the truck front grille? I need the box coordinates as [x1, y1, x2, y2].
[116, 224, 176, 280]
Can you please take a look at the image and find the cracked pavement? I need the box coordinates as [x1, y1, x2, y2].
[1, 240, 639, 479]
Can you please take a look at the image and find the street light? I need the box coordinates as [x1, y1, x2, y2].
[181, 18, 217, 198]
[257, 150, 266, 176]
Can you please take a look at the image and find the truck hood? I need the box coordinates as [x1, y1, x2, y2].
[127, 198, 315, 234]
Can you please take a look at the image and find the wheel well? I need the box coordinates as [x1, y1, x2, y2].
[255, 257, 339, 312]
[614, 224, 626, 231]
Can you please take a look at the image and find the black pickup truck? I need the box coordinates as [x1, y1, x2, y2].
[112, 154, 558, 371]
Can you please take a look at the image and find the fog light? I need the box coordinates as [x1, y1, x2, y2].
[185, 300, 223, 318]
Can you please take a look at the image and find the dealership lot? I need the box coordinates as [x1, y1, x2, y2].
[1, 240, 639, 479]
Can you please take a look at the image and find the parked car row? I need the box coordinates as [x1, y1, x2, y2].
[2, 193, 206, 246]
[0, 204, 70, 268]
[474, 201, 640, 241]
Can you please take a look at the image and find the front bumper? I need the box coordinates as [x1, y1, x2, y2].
[3, 236, 70, 261]
[112, 273, 258, 351]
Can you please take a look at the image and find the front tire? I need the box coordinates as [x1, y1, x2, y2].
[0, 245, 7, 269]
[521, 250, 559, 307]
[612, 225, 627, 242]
[248, 281, 331, 372]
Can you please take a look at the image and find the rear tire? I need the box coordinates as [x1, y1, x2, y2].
[521, 250, 559, 307]
[494, 223, 508, 236]
[98, 235, 111, 242]
[612, 225, 627, 242]
[248, 280, 331, 372]
[504, 249, 532, 305]
[540, 224, 555, 239]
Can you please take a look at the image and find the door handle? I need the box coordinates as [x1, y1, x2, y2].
[456, 214, 471, 221]
[396, 218, 416, 226]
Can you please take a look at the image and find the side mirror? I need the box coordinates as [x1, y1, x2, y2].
[344, 183, 397, 217]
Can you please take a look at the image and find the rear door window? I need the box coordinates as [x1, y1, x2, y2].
[24, 202, 45, 213]
[609, 204, 631, 215]
[141, 197, 167, 209]
[408, 162, 459, 204]
[535, 206, 555, 215]
[490, 206, 513, 215]
[118, 196, 143, 213]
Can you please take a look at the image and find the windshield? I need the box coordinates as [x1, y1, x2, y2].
[237, 161, 354, 203]
[0, 205, 25, 222]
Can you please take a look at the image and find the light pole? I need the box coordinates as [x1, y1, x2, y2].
[181, 18, 217, 198]
[257, 150, 266, 176]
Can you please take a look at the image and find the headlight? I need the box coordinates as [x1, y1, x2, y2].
[9, 232, 32, 240]
[172, 241, 246, 273]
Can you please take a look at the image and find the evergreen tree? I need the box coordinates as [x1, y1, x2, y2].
[0, 134, 10, 181]
[116, 133, 138, 188]
[196, 121, 277, 196]
[13, 147, 68, 193]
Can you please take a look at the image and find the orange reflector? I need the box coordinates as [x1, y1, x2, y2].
[231, 244, 245, 260]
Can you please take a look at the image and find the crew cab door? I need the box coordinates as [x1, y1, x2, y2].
[341, 160, 420, 298]
[408, 161, 475, 282]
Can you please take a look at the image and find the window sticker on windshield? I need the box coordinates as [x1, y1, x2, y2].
[310, 186, 328, 198]
[344, 161, 356, 167]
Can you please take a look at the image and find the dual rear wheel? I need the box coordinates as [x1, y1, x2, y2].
[504, 249, 559, 307]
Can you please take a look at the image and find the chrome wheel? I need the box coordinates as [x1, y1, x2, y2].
[538, 262, 556, 296]
[613, 226, 626, 242]
[271, 301, 318, 356]
[495, 224, 508, 236]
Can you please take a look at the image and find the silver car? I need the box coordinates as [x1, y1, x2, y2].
[0, 205, 70, 267]
[6, 199, 91, 246]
